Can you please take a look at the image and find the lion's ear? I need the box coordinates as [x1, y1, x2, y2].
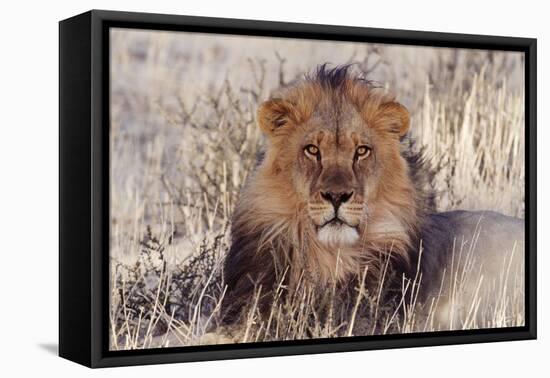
[375, 102, 410, 137]
[257, 98, 297, 136]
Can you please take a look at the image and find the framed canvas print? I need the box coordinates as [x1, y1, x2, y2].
[59, 10, 537, 368]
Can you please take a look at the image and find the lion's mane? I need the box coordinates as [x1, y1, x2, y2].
[222, 65, 441, 322]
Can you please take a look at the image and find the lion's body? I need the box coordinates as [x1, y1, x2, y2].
[222, 65, 524, 329]
[419, 210, 524, 328]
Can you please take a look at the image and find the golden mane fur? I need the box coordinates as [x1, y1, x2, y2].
[223, 64, 435, 322]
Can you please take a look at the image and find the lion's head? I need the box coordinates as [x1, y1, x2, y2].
[257, 66, 414, 249]
[223, 65, 434, 320]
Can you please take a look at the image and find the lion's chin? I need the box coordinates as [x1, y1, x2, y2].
[317, 222, 359, 247]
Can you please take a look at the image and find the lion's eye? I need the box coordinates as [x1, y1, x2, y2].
[304, 144, 320, 158]
[355, 145, 371, 159]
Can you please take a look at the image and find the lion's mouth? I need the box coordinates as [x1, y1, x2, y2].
[318, 217, 356, 229]
[316, 217, 359, 246]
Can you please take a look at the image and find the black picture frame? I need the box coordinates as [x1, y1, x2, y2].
[59, 9, 537, 368]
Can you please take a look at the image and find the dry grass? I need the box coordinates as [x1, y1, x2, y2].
[108, 29, 525, 350]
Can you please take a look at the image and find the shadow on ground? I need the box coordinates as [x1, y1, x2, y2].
[38, 343, 58, 355]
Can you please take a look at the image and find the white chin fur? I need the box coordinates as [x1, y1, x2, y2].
[317, 223, 359, 246]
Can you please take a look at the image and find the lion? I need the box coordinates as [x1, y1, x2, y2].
[221, 64, 524, 332]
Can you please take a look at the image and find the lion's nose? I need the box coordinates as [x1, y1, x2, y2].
[320, 191, 353, 211]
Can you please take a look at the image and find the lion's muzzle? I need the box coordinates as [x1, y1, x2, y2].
[308, 190, 365, 247]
